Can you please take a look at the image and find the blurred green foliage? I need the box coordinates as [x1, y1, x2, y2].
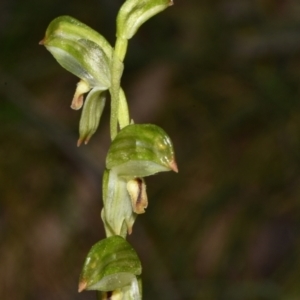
[1, 0, 300, 299]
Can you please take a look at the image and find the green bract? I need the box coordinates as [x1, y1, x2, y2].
[79, 236, 141, 292]
[106, 124, 178, 177]
[117, 0, 173, 39]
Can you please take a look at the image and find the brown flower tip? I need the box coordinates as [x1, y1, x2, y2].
[169, 0, 174, 6]
[77, 136, 91, 147]
[71, 80, 90, 110]
[128, 228, 132, 235]
[38, 38, 45, 45]
[169, 159, 178, 173]
[77, 139, 83, 147]
[78, 280, 87, 293]
[71, 94, 84, 110]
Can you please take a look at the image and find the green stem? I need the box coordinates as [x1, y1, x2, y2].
[118, 88, 130, 129]
[115, 37, 128, 62]
[109, 37, 128, 140]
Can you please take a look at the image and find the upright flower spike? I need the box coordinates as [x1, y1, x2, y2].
[40, 1, 177, 298]
[117, 0, 174, 40]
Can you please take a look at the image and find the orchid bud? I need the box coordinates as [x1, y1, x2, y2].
[116, 0, 173, 40]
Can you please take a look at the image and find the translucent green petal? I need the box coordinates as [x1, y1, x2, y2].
[44, 38, 111, 88]
[102, 170, 137, 237]
[78, 88, 106, 146]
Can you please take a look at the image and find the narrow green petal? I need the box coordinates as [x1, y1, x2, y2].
[78, 88, 106, 146]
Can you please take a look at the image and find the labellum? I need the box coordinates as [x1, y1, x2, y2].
[127, 178, 148, 214]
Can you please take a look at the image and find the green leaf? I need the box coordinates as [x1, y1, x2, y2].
[78, 236, 142, 292]
[78, 88, 106, 146]
[116, 0, 173, 40]
[106, 124, 178, 177]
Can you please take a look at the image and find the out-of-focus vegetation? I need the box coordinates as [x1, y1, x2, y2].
[1, 0, 300, 299]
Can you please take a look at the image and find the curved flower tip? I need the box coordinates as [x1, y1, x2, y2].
[71, 80, 91, 110]
[169, 0, 174, 6]
[78, 280, 87, 293]
[77, 138, 83, 147]
[169, 159, 178, 173]
[38, 38, 45, 45]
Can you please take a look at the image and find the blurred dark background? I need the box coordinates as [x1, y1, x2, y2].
[1, 0, 300, 299]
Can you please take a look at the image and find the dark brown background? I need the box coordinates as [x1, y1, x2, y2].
[1, 0, 300, 299]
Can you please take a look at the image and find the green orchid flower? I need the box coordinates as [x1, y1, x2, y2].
[102, 124, 178, 238]
[40, 16, 113, 144]
[79, 236, 142, 293]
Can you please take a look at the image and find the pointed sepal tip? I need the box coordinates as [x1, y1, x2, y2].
[78, 280, 87, 293]
[169, 159, 178, 173]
